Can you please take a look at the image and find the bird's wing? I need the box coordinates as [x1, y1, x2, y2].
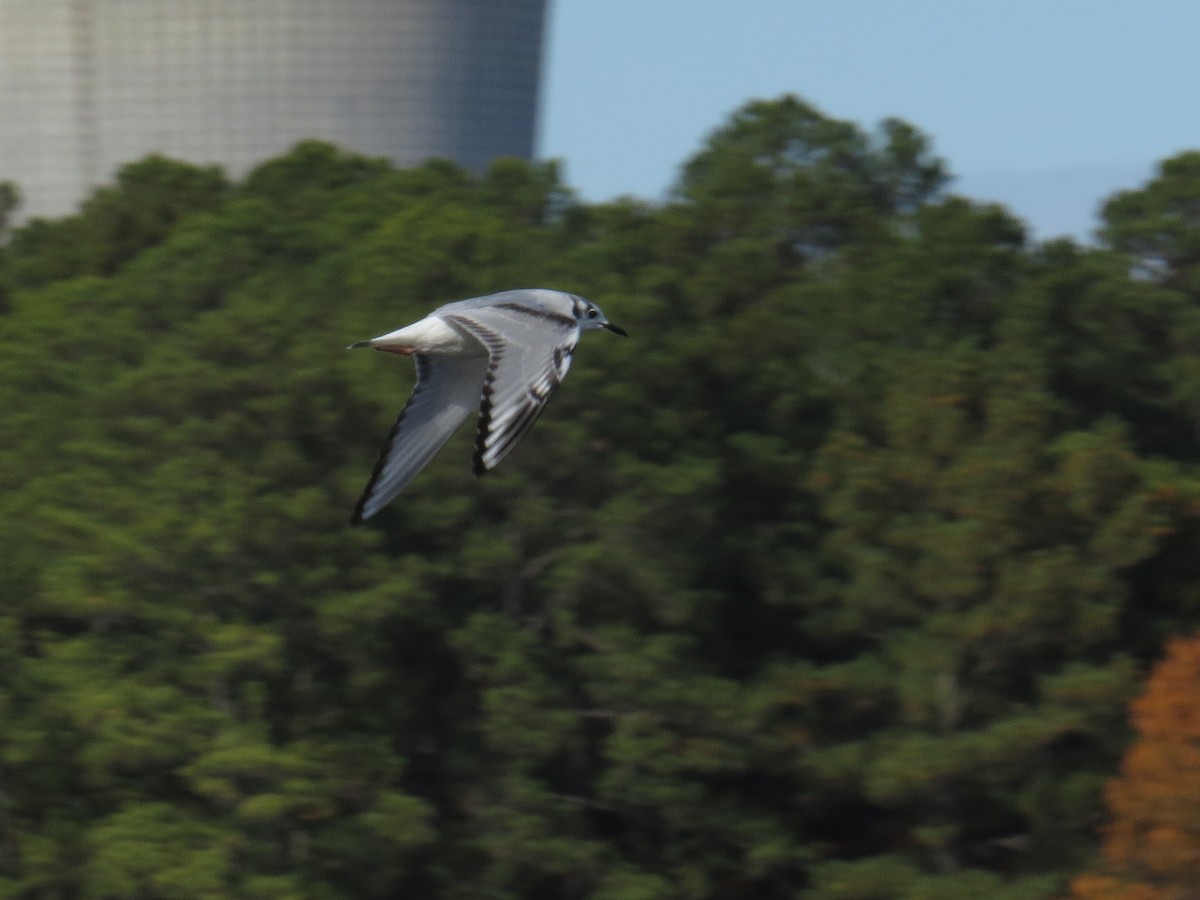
[351, 353, 489, 523]
[443, 304, 579, 474]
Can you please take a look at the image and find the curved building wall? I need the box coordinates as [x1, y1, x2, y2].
[0, 0, 547, 218]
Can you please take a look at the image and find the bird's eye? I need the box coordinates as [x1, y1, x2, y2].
[587, 308, 598, 318]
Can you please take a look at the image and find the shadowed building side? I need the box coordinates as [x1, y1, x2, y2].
[0, 0, 548, 218]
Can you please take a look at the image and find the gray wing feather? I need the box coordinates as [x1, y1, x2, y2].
[443, 306, 578, 474]
[351, 353, 488, 523]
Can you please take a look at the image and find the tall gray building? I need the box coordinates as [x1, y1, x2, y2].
[0, 0, 548, 218]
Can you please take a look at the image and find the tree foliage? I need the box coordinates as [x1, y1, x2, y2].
[0, 96, 1199, 898]
[1070, 635, 1200, 900]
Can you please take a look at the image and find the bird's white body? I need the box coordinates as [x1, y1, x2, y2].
[348, 288, 625, 523]
[361, 314, 485, 357]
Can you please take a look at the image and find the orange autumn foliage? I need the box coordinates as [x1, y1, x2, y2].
[1071, 636, 1200, 900]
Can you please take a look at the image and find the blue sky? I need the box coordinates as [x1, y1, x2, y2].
[538, 1, 1200, 242]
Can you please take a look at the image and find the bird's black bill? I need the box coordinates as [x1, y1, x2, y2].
[603, 322, 629, 337]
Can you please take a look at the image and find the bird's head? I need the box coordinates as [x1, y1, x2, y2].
[575, 296, 627, 336]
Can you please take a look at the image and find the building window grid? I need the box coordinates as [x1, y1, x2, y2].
[0, 0, 546, 217]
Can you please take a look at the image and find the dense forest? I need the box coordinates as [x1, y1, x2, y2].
[2, 94, 1200, 898]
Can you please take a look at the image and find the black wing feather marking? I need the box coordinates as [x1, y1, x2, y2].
[444, 310, 579, 475]
[474, 384, 544, 475]
[493, 301, 577, 329]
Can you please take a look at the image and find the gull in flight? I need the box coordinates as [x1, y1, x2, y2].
[348, 288, 627, 524]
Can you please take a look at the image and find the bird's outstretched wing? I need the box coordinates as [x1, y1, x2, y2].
[443, 304, 579, 474]
[351, 353, 488, 524]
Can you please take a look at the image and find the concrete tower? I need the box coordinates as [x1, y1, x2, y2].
[0, 0, 548, 218]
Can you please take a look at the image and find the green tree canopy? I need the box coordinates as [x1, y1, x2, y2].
[0, 95, 1198, 898]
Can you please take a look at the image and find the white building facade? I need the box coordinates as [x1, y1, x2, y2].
[0, 0, 548, 217]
